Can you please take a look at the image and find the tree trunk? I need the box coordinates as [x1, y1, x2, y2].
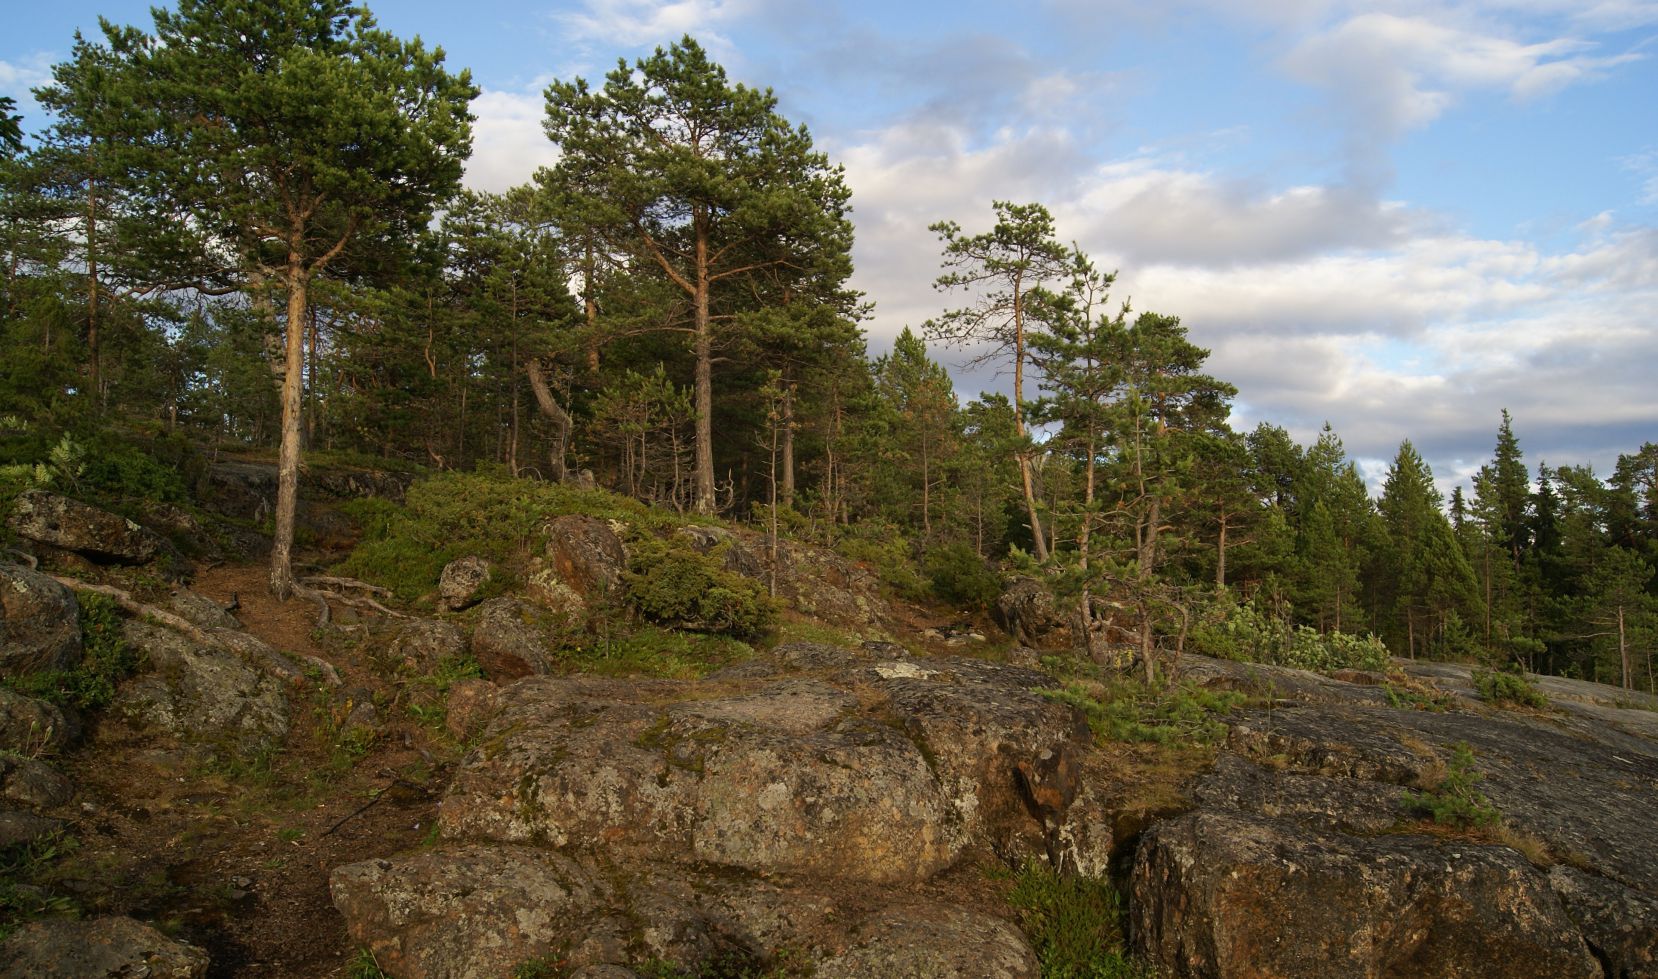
[781, 383, 796, 508]
[85, 170, 101, 400]
[1619, 604, 1630, 690]
[692, 221, 716, 514]
[524, 359, 570, 481]
[1011, 271, 1048, 562]
[1216, 514, 1228, 589]
[270, 264, 308, 600]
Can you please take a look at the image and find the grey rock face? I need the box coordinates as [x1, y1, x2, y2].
[384, 618, 468, 675]
[1132, 809, 1600, 979]
[545, 515, 627, 599]
[167, 589, 242, 630]
[0, 563, 82, 678]
[0, 752, 72, 808]
[7, 490, 168, 564]
[815, 905, 1039, 979]
[0, 915, 210, 978]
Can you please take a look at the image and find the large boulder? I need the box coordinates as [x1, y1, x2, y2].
[469, 598, 562, 679]
[439, 648, 1088, 885]
[110, 621, 290, 756]
[0, 563, 82, 678]
[331, 845, 624, 979]
[0, 752, 73, 808]
[815, 905, 1039, 979]
[682, 526, 891, 633]
[384, 618, 469, 675]
[1132, 809, 1599, 979]
[1129, 667, 1658, 978]
[167, 589, 241, 631]
[0, 915, 209, 978]
[545, 515, 627, 599]
[6, 490, 169, 564]
[439, 556, 492, 611]
[994, 577, 1067, 648]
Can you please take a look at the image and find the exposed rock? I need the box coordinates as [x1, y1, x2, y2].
[312, 467, 411, 502]
[524, 563, 588, 618]
[1132, 809, 1600, 979]
[0, 562, 82, 678]
[439, 556, 492, 611]
[111, 621, 290, 755]
[815, 905, 1039, 979]
[1547, 865, 1658, 979]
[168, 589, 241, 630]
[469, 598, 563, 679]
[385, 618, 468, 675]
[207, 627, 310, 686]
[994, 577, 1067, 648]
[0, 753, 72, 808]
[331, 845, 624, 979]
[6, 490, 169, 564]
[545, 515, 627, 599]
[686, 525, 891, 633]
[135, 501, 223, 561]
[444, 678, 500, 741]
[439, 650, 1088, 886]
[0, 915, 209, 978]
[0, 686, 72, 755]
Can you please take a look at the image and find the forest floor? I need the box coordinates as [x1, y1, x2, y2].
[42, 553, 453, 977]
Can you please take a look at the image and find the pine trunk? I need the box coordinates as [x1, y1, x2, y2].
[270, 263, 308, 600]
[692, 222, 716, 514]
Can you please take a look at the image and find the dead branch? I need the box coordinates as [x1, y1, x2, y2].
[301, 575, 394, 599]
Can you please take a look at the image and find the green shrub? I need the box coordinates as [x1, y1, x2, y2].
[334, 469, 702, 602]
[625, 537, 775, 641]
[1189, 596, 1389, 672]
[1471, 666, 1547, 709]
[1402, 742, 1500, 829]
[834, 518, 927, 597]
[921, 541, 1002, 609]
[1041, 676, 1243, 747]
[1006, 861, 1146, 978]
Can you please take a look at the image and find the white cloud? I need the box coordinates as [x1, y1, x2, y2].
[461, 89, 561, 193]
[1283, 12, 1638, 139]
[834, 113, 1658, 484]
[555, 0, 752, 52]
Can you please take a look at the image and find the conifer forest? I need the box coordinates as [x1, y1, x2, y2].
[4, 2, 1656, 694]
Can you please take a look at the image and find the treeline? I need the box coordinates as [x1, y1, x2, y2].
[0, 4, 1653, 689]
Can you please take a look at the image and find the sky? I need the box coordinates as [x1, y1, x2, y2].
[6, 0, 1658, 494]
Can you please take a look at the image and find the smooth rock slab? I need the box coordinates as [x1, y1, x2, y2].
[0, 915, 209, 978]
[469, 597, 562, 679]
[1131, 809, 1601, 979]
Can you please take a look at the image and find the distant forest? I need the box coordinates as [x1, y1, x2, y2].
[2, 3, 1653, 690]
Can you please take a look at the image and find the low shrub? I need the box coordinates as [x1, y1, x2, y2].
[1471, 666, 1547, 709]
[625, 536, 776, 641]
[1402, 742, 1500, 829]
[1041, 674, 1243, 747]
[921, 541, 1002, 610]
[4, 592, 139, 712]
[1189, 595, 1389, 672]
[834, 518, 927, 598]
[1005, 861, 1147, 978]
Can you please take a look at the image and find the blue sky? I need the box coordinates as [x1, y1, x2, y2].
[6, 0, 1658, 492]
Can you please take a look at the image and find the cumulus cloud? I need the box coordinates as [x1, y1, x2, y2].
[462, 88, 560, 193]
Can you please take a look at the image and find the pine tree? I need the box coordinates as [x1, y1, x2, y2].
[543, 36, 854, 515]
[79, 0, 476, 597]
[926, 201, 1071, 561]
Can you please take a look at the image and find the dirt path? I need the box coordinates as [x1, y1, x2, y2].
[55, 562, 452, 978]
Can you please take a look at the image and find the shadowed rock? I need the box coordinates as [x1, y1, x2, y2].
[0, 562, 82, 678]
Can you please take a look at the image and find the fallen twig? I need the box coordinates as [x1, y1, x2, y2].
[302, 575, 394, 599]
[49, 576, 215, 645]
